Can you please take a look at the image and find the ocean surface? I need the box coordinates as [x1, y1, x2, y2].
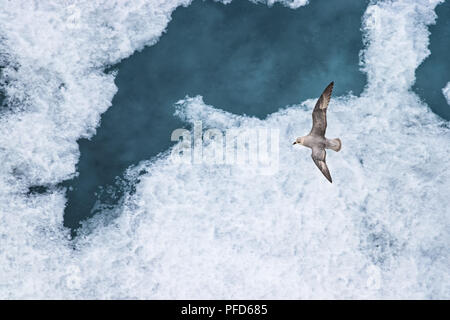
[0, 0, 449, 299]
[64, 0, 368, 231]
[0, 68, 4, 107]
[414, 1, 450, 120]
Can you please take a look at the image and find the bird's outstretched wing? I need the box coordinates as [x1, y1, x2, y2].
[310, 82, 334, 137]
[311, 147, 332, 183]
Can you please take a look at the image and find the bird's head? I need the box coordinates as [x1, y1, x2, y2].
[293, 137, 305, 145]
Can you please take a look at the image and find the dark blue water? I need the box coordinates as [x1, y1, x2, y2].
[63, 0, 368, 232]
[414, 1, 450, 120]
[0, 67, 4, 107]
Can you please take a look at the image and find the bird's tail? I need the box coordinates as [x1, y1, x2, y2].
[327, 138, 341, 152]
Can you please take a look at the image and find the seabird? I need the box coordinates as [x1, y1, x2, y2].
[293, 82, 341, 183]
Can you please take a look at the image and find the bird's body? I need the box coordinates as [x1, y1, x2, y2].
[293, 82, 341, 183]
[301, 135, 341, 152]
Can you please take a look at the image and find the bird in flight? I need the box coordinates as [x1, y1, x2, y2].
[293, 82, 341, 183]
